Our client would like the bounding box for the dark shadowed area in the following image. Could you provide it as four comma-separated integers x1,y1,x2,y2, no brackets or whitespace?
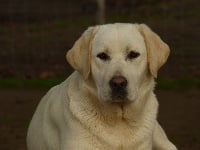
0,0,199,149
0,0,199,78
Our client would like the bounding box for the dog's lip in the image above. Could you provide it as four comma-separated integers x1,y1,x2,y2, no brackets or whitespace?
111,100,125,103
109,98,131,103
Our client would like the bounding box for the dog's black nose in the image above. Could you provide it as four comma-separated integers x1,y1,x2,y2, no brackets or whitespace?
109,76,127,90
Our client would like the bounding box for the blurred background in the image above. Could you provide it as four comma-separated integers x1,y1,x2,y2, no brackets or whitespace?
0,0,199,149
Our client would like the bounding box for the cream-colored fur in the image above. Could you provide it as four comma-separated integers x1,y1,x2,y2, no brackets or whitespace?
27,23,177,150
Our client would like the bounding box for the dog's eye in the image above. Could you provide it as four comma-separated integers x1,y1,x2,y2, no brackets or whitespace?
97,52,110,61
127,51,140,60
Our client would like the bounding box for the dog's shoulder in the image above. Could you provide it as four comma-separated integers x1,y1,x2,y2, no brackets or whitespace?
44,72,78,103
44,71,82,113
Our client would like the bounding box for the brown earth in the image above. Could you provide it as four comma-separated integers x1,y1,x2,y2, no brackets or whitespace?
0,88,200,150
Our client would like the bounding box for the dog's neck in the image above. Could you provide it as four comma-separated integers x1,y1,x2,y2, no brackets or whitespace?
74,72,157,124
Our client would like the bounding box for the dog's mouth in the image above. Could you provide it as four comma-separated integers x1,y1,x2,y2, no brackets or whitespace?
110,90,128,102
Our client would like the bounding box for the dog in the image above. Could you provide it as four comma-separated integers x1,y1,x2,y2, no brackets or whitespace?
27,23,177,150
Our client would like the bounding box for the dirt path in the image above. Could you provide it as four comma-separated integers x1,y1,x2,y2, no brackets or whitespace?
0,88,200,150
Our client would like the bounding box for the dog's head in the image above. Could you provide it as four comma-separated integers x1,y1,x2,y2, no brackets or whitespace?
67,23,169,103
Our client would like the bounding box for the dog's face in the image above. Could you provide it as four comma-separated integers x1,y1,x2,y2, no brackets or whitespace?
67,23,170,103
91,24,147,102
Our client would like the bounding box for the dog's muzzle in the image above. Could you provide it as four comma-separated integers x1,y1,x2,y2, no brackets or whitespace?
109,76,128,101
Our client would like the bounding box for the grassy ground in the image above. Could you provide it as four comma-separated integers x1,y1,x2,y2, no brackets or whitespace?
1,78,200,89
0,77,66,89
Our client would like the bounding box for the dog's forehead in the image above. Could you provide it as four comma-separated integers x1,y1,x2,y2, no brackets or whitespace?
92,24,145,53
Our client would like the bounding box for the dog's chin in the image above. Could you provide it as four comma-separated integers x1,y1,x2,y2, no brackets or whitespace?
109,99,132,105
98,92,137,104
110,95,129,102
98,92,136,104
101,96,132,104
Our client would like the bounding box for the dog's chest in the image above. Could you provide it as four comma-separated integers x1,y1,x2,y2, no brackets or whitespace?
67,123,151,150
68,110,152,148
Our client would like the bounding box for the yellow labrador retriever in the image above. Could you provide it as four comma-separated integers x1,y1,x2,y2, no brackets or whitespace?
27,23,177,150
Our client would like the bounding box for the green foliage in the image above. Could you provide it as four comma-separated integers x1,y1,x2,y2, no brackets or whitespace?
0,77,65,89
0,78,200,89
157,79,200,89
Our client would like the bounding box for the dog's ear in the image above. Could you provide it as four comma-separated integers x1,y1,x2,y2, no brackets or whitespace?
136,24,170,78
66,26,99,80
